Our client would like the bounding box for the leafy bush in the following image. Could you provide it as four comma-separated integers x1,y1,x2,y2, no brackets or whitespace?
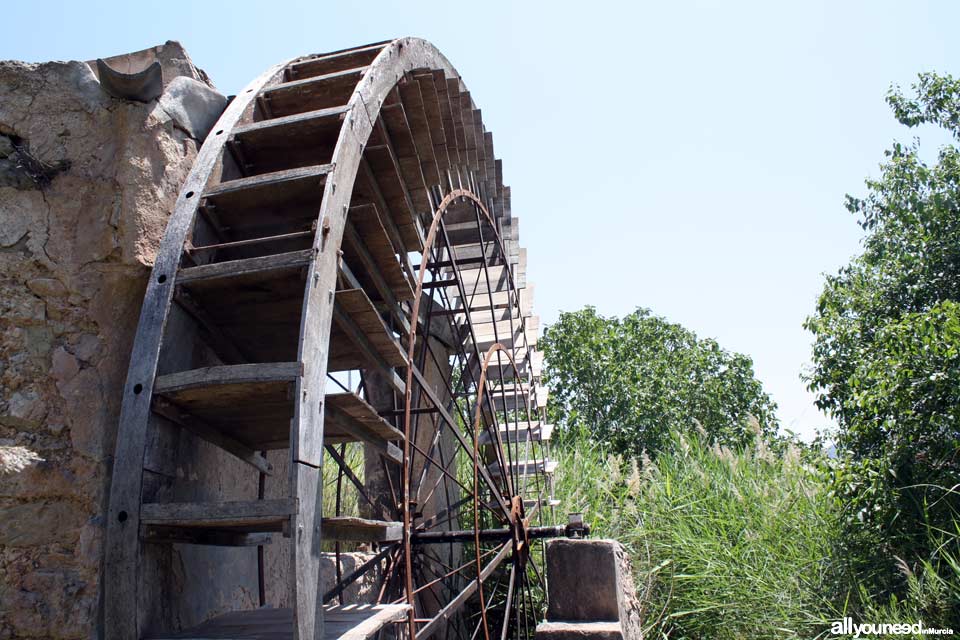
541,307,778,457
805,72,960,605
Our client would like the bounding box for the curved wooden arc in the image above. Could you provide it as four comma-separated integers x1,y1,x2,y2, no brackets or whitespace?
104,57,294,640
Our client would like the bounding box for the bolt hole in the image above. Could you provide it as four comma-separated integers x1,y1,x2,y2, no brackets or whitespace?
133,384,143,395
118,511,128,523
216,129,224,135
185,191,194,199
157,274,167,284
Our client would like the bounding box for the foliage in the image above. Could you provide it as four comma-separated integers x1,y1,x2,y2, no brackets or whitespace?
805,72,960,601
540,306,778,457
552,431,839,639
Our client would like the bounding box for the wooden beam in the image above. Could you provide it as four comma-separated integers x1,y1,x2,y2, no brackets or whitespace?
153,362,300,395
176,249,313,284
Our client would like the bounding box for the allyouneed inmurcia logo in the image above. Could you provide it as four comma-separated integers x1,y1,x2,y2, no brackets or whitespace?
831,617,954,636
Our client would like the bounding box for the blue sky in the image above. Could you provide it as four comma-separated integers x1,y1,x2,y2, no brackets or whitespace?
4,0,959,439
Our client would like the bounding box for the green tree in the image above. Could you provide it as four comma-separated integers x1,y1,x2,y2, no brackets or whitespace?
805,72,960,603
541,306,777,457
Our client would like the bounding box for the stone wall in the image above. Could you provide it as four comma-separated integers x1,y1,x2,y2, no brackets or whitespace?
0,42,223,639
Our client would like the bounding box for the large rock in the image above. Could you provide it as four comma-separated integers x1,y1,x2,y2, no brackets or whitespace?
0,42,222,639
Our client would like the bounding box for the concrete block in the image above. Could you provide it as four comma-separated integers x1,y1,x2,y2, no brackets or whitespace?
546,538,621,621
543,538,643,640
535,621,624,640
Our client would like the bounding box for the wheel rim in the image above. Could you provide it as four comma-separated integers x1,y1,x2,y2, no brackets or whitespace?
398,189,550,640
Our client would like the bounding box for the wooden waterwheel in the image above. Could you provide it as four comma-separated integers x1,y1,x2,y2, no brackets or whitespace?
103,38,565,640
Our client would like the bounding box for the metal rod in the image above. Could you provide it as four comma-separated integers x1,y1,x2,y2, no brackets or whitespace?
412,524,567,544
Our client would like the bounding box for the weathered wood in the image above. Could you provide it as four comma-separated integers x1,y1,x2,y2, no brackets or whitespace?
230,106,348,173
152,364,296,450
486,382,548,412
154,362,299,394
107,36,541,640
104,57,292,640
187,227,316,256
172,288,250,364
344,203,415,302
140,526,275,547
144,603,410,640
261,66,369,117
140,499,296,529
321,516,402,542
477,421,554,445
333,288,407,369
487,459,559,479
203,163,333,201
287,42,387,80
177,249,314,284
363,125,423,251
324,392,403,463
152,397,273,475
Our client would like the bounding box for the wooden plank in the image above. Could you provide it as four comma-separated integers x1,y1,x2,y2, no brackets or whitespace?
142,505,397,542
203,163,332,200
154,362,299,395
144,603,410,640
446,283,535,321
140,499,296,529
364,110,425,251
321,516,402,542
477,421,553,445
229,107,347,172
413,72,451,176
356,158,421,257
378,93,431,213
151,364,295,450
176,249,313,284
446,79,468,174
232,105,348,140
397,78,441,188
487,459,558,478
287,43,386,80
334,289,407,369
345,203,415,302
486,382,548,411
324,392,403,463
140,526,275,547
432,71,461,180
467,347,543,382
470,315,539,341
468,327,538,354
448,264,517,291
460,92,478,172
260,66,368,117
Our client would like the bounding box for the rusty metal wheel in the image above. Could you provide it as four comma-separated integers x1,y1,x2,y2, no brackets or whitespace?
398,189,556,639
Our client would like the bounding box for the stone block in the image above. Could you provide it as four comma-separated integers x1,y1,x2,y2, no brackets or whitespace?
536,621,625,640
546,539,622,621
542,538,643,640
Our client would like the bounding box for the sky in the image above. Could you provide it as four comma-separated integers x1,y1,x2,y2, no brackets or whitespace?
4,0,959,439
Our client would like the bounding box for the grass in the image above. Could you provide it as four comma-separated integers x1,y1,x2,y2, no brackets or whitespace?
552,431,840,639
